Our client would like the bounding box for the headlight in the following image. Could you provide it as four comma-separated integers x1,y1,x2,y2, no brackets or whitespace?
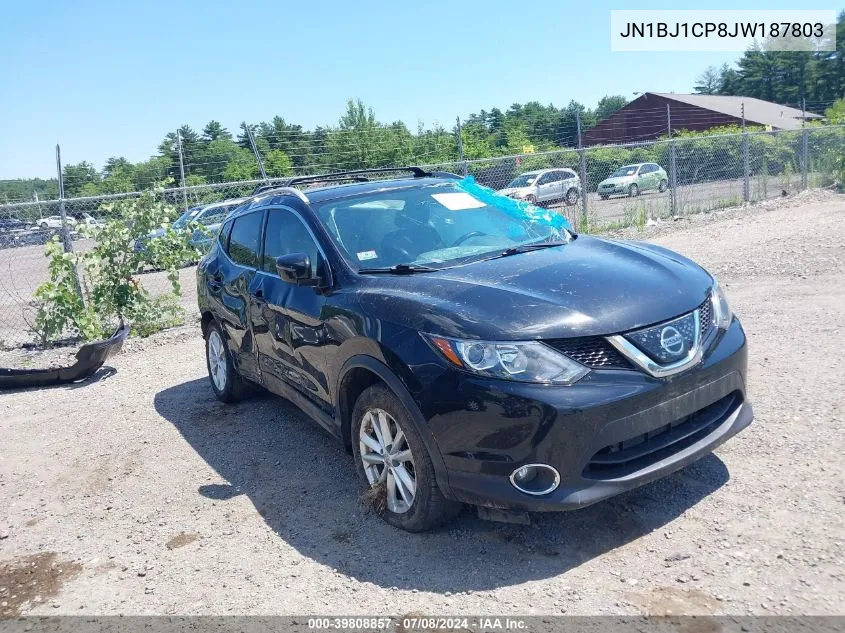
711,280,732,329
423,335,589,385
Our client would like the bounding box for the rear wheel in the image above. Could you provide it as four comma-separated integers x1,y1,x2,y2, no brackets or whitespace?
352,384,462,531
599,194,609,200
628,184,639,197
564,188,579,206
658,179,668,192
205,321,249,403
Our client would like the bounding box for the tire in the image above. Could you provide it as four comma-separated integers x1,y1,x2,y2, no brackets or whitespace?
658,179,668,193
352,384,462,532
564,188,580,206
628,184,639,197
40,222,48,230
204,321,249,403
525,194,538,206
599,194,609,200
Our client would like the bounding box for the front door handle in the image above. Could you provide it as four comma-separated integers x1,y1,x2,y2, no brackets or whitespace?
253,288,264,299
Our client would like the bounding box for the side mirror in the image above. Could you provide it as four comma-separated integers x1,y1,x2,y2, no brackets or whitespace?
276,253,317,286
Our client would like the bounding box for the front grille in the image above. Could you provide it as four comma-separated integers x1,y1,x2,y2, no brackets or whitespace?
582,392,741,480
699,295,714,339
545,337,633,370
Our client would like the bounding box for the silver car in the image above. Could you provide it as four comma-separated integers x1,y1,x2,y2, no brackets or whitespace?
499,168,582,206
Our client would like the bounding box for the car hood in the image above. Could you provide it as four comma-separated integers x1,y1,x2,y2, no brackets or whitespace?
599,176,635,186
355,236,713,340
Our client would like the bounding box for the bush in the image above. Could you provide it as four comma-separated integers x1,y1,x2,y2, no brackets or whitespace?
32,188,201,345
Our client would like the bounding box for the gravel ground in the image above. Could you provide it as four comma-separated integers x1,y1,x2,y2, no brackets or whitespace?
0,192,843,617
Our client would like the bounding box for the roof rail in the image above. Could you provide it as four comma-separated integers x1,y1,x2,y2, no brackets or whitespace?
251,166,439,196
286,166,432,188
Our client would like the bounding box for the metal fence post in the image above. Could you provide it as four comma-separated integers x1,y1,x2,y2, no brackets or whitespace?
456,116,467,176
175,129,189,212
742,103,750,204
55,145,74,255
55,144,83,298
801,98,809,190
245,123,268,182
667,104,677,216
801,133,809,191
576,111,588,228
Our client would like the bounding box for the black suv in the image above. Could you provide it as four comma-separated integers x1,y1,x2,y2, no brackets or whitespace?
197,168,753,532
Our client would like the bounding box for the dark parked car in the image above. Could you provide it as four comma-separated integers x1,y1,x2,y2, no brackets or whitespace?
197,167,752,532
0,217,30,232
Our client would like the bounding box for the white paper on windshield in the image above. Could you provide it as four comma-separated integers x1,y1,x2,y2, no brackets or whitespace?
431,192,485,211
356,250,378,261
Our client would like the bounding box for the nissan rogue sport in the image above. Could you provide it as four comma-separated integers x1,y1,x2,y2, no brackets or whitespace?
196,167,752,532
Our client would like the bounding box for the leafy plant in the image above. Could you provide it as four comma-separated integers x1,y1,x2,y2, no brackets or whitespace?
31,187,201,345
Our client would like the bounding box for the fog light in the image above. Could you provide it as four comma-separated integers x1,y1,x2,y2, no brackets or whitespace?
509,464,560,496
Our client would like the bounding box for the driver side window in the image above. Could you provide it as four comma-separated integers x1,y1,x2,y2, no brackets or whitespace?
262,208,322,277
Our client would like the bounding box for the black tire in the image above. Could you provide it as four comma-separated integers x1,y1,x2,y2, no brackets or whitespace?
628,183,639,197
204,320,249,403
658,179,668,193
525,194,538,206
351,384,462,532
564,188,580,206
599,194,609,200
40,222,48,230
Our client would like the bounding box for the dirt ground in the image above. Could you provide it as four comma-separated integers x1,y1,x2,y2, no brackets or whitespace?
0,192,843,617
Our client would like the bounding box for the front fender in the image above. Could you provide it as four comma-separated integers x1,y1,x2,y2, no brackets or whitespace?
335,354,454,499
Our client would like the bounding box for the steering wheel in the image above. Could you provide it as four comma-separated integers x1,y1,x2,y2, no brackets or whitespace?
451,231,488,247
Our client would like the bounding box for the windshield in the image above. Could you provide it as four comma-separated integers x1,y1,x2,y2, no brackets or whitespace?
611,166,639,178
314,179,572,270
506,174,538,188
172,206,204,229
195,203,239,226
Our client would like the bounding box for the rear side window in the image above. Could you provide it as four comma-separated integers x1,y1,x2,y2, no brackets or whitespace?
227,211,263,268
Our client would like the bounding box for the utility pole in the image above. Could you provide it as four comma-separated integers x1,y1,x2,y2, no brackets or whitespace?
742,102,750,203
245,123,268,182
176,129,189,212
576,111,588,229
456,116,466,176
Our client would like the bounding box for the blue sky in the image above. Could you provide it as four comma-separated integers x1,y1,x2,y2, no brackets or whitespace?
0,0,828,178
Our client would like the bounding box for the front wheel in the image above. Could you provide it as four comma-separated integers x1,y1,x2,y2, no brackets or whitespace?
628,184,639,197
352,384,462,531
205,321,249,403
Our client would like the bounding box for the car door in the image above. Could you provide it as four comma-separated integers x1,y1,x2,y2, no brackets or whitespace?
251,206,333,414
535,172,555,202
210,209,265,382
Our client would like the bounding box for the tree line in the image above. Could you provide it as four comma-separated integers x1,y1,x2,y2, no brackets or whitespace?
2,96,630,201
694,11,845,106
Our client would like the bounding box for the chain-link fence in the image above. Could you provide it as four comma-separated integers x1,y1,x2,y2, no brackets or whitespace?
0,126,843,348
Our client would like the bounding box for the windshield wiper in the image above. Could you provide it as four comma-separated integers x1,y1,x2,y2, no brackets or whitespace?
358,263,440,275
496,240,569,257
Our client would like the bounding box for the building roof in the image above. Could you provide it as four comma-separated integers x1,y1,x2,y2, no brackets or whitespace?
650,93,822,130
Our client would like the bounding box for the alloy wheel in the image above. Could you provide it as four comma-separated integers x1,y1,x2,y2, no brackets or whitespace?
359,408,416,514
207,330,227,392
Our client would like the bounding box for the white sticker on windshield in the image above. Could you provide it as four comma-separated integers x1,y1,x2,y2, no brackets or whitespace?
356,250,378,261
431,192,486,211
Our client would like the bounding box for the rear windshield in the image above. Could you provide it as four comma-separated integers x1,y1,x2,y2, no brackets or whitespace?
313,179,571,270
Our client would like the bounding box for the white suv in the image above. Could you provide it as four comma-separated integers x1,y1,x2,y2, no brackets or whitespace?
498,168,582,206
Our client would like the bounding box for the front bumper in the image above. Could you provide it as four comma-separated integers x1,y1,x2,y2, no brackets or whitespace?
418,318,752,511
598,183,629,195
